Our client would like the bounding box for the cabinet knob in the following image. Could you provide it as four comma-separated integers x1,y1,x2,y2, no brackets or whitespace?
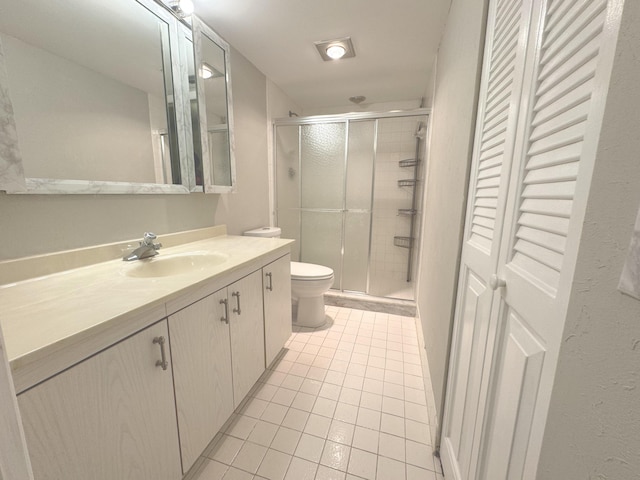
265,272,273,291
489,274,506,290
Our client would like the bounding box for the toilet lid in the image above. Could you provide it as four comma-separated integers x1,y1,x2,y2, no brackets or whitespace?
291,261,334,280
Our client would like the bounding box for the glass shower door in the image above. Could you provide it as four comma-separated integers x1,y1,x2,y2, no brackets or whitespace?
300,122,345,289
342,120,375,293
276,116,408,296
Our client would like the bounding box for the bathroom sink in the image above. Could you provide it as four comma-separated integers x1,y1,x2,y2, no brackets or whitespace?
123,252,229,278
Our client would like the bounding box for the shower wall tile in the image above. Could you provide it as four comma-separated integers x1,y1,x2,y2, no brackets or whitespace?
369,117,425,300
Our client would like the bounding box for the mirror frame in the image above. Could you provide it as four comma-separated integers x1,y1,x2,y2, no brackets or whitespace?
0,0,201,194
175,22,201,194
192,16,237,194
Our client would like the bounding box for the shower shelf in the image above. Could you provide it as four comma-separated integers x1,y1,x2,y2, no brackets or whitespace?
398,179,418,187
394,236,413,249
398,209,417,216
395,122,424,282
399,158,419,168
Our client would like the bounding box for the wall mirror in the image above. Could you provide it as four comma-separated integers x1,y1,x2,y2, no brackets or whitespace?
0,0,236,194
0,0,197,194
192,17,236,193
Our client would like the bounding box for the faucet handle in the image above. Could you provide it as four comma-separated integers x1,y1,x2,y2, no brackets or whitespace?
142,232,157,246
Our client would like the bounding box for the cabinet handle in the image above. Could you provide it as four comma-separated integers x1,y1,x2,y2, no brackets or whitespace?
265,272,273,291
232,291,241,315
220,298,229,324
153,336,169,371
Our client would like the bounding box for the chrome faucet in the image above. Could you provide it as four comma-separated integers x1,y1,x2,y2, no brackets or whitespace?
123,232,162,261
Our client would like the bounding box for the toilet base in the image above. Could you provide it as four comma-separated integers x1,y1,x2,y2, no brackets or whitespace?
294,296,326,328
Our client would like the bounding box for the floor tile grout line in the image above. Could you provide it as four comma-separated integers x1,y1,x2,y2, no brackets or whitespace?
226,404,434,447
193,305,436,480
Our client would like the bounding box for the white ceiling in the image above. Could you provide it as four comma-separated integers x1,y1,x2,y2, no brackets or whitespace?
192,0,452,110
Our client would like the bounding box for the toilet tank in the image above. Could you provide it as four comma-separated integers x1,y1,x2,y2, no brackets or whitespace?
243,227,282,238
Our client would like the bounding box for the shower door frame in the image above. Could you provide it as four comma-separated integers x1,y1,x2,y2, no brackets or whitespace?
273,108,430,298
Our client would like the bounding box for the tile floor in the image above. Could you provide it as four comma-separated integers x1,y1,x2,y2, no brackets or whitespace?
186,306,443,480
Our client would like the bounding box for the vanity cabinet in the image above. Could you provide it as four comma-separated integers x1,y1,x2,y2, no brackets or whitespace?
228,270,266,406
14,245,291,479
263,254,292,367
169,269,267,473
169,289,234,474
17,320,181,480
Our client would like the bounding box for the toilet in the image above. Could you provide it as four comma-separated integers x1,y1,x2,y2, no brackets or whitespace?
243,227,334,327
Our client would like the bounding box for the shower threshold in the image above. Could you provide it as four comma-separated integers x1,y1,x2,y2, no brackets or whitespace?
324,290,416,317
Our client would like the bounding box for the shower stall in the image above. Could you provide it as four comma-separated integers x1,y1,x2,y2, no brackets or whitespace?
274,110,428,301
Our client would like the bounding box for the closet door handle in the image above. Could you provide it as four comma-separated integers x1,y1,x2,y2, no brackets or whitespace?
220,298,229,324
153,336,169,371
265,272,273,291
489,274,506,290
232,291,241,315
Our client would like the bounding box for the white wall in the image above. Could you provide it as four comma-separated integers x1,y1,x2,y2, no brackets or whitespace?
0,193,219,261
416,0,487,436
267,79,302,120
212,47,270,235
537,1,640,477
2,34,158,184
266,79,301,226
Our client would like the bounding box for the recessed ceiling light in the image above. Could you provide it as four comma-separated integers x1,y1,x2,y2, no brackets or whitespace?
168,0,194,18
315,37,355,61
326,45,346,60
200,63,223,79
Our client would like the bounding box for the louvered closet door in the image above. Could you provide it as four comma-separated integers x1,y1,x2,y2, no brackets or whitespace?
439,0,533,477
476,0,619,478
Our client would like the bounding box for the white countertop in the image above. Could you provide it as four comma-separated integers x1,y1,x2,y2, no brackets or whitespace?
0,231,293,392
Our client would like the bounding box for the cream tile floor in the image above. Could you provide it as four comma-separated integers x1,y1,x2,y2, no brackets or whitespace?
186,306,444,480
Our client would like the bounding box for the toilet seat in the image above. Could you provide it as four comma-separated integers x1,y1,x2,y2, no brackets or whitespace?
291,261,334,281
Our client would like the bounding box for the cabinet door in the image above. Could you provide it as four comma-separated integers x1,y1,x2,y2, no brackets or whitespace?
263,254,292,367
18,321,181,480
169,288,234,473
229,270,265,407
